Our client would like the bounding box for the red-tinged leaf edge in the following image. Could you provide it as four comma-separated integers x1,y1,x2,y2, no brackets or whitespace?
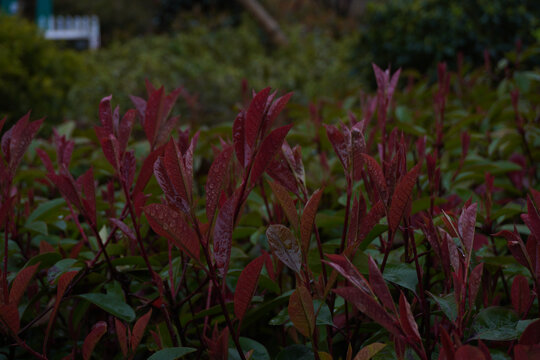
115,318,128,356
266,224,302,274
9,262,40,305
234,255,265,322
250,124,293,186
458,202,477,254
324,124,349,171
268,179,299,230
288,286,315,338
245,87,271,148
324,254,372,294
131,309,152,351
512,275,532,317
398,292,421,342
388,163,420,232
144,204,200,260
206,145,234,224
213,193,237,277
300,188,323,254
82,321,107,360
454,345,485,360
368,257,395,314
0,303,20,334
361,154,387,201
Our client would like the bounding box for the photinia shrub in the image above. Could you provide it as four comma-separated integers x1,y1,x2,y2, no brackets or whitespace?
0,59,539,359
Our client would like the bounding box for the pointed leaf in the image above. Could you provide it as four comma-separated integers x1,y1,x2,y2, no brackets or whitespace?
78,293,135,322
245,87,271,148
266,224,302,274
324,124,349,170
206,145,233,223
213,194,237,276
388,163,420,232
324,254,371,293
268,179,299,230
234,256,265,322
131,309,152,351
147,347,197,360
250,124,293,185
459,203,477,253
82,321,107,360
398,292,421,342
144,204,199,260
333,287,401,337
0,303,19,334
353,343,386,360
9,263,40,305
368,257,395,314
288,286,315,338
361,154,387,200
300,188,323,254
512,275,532,316
115,318,128,356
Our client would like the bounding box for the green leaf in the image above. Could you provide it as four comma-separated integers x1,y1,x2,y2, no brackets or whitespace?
25,252,62,270
24,221,48,235
229,337,270,360
314,300,333,326
472,307,519,341
25,198,65,225
147,347,196,360
47,259,80,284
383,263,418,293
428,292,457,321
78,293,136,322
276,345,314,360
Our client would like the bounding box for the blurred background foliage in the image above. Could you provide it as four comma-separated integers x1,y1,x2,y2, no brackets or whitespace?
1,0,539,127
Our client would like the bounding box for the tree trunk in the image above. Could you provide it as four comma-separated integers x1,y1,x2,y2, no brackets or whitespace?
237,0,288,47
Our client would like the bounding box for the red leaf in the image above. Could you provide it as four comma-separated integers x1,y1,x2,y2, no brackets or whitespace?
368,257,395,314
250,124,293,185
206,145,233,224
115,318,128,356
234,255,265,322
98,95,113,133
263,92,293,135
77,168,96,226
519,318,540,345
9,263,40,305
356,200,385,246
324,254,371,294
268,179,299,230
514,344,540,360
44,271,78,351
454,345,485,360
388,163,420,232
144,204,199,260
267,151,299,196
0,303,20,334
288,286,315,338
2,114,43,175
333,287,401,337
266,224,302,274
133,144,165,196
494,230,531,271
120,151,136,189
351,127,366,181
245,87,271,148
163,139,191,207
109,218,136,243
213,194,237,276
131,309,152,351
144,87,165,147
233,111,247,168
398,292,421,342
82,321,107,360
117,109,135,154
300,188,323,254
512,275,532,316
469,263,483,308
153,157,188,214
361,154,387,201
324,124,349,170
458,203,477,253
263,250,276,281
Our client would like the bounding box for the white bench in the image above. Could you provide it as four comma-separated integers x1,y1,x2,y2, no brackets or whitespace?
38,15,100,50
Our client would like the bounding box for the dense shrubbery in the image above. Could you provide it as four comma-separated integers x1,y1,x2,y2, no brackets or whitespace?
356,0,540,73
0,15,85,126
68,19,359,126
0,51,539,359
